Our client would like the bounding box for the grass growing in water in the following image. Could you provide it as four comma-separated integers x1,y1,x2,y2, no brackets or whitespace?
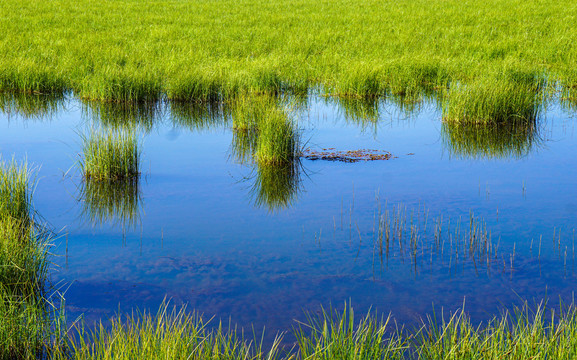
254,111,300,166
80,130,140,181
442,73,545,124
0,160,62,360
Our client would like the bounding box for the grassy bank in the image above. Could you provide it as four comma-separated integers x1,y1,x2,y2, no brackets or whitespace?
0,0,575,113
0,160,60,359
47,302,577,360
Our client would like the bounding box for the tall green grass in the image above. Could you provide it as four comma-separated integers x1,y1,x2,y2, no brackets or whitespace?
1,0,575,109
254,111,300,166
0,160,62,360
49,301,577,359
80,130,140,181
0,158,33,225
51,304,283,360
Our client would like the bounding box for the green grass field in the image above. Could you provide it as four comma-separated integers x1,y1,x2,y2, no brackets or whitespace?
1,0,576,121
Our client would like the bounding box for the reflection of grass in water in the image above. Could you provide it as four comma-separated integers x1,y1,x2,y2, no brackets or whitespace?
251,160,301,211
441,120,540,159
231,129,258,164
80,130,140,181
335,96,380,130
82,100,161,132
0,92,65,120
80,178,141,228
170,101,229,132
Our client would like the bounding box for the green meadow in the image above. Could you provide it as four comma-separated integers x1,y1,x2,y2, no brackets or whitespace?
1,0,576,122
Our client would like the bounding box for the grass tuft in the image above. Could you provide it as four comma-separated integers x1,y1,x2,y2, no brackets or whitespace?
80,130,141,181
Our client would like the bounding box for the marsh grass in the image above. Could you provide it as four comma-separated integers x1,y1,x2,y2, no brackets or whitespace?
0,159,63,360
251,161,301,211
0,92,65,120
441,120,542,159
443,74,545,124
414,302,577,359
0,158,33,226
295,305,406,360
79,177,141,228
0,0,575,111
80,130,140,181
254,112,300,166
371,202,505,275
231,95,280,132
52,303,284,360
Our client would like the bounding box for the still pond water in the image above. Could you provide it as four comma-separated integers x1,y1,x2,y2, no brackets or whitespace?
1,94,576,340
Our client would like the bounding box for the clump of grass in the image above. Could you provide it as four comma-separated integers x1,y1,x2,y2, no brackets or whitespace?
79,177,141,228
52,303,283,360
254,110,300,166
231,94,280,132
0,159,62,360
251,161,301,211
295,304,406,360
441,120,542,159
80,130,140,181
415,303,577,359
443,75,544,124
0,158,33,225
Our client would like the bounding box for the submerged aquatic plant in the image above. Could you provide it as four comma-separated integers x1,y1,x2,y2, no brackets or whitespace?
80,130,140,181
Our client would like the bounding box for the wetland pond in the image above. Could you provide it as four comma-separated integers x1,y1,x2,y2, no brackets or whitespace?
1,93,576,343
